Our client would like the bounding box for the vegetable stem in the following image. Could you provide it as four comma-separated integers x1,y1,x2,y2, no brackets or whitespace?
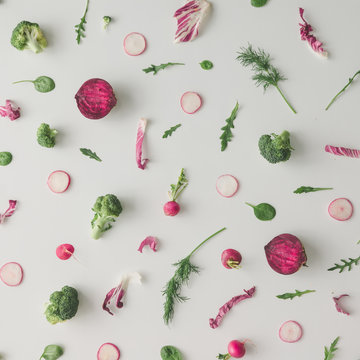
245,202,255,209
325,70,360,110
12,80,34,84
188,227,226,257
275,85,297,114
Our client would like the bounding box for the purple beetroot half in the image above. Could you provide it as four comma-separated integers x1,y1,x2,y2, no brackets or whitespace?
75,78,117,119
264,233,307,275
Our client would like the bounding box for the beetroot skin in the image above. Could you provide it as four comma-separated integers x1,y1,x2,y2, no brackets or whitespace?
75,78,117,119
264,233,307,275
163,201,180,216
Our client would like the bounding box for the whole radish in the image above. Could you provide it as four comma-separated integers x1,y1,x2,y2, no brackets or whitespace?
221,249,242,269
217,340,247,359
163,201,180,217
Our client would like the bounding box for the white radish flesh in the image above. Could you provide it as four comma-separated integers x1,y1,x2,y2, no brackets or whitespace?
123,32,147,56
47,170,71,193
328,198,353,221
97,343,120,360
0,262,23,286
279,320,303,343
216,175,239,198
180,92,202,114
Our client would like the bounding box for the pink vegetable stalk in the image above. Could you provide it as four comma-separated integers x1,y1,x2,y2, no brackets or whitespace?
0,200,17,224
174,0,211,43
136,118,149,170
0,100,21,121
103,272,142,315
325,145,360,158
333,294,350,315
299,8,327,57
138,236,158,253
209,286,256,329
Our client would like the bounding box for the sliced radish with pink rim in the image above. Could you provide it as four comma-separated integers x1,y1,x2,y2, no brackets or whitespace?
180,92,202,114
123,32,146,56
56,244,75,260
328,198,353,221
47,170,71,193
0,262,23,286
216,175,239,198
97,343,120,360
279,320,303,343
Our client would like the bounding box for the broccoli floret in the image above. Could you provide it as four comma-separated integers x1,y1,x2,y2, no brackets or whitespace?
258,130,293,164
45,286,79,325
0,152,12,166
11,21,47,53
91,194,122,240
103,16,112,29
37,123,58,148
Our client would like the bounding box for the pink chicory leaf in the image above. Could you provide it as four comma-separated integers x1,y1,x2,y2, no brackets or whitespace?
333,294,350,316
299,8,327,57
102,272,142,315
0,100,21,121
174,0,211,43
209,286,256,329
138,236,158,253
325,145,360,158
136,118,149,170
0,200,17,224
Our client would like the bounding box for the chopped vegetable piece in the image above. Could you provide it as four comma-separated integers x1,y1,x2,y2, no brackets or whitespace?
97,343,120,360
37,123,58,148
11,20,47,53
324,337,340,360
180,91,202,114
136,118,149,170
0,262,23,286
75,0,90,44
333,294,349,315
160,345,183,360
328,198,353,221
0,100,20,121
199,60,213,70
39,345,64,360
103,16,112,30
162,227,226,324
221,249,242,269
328,255,360,272
218,340,247,359
13,76,55,93
80,148,102,162
103,272,142,315
143,63,185,75
173,0,211,43
246,202,276,221
251,0,267,7
299,8,327,57
138,236,158,253
220,102,239,151
209,286,255,329
259,131,294,164
279,320,303,343
163,124,182,138
56,244,75,261
325,145,360,158
0,200,17,224
216,175,239,198
123,32,147,56
294,186,333,194
47,170,71,193
236,44,296,113
0,152,12,166
276,289,315,300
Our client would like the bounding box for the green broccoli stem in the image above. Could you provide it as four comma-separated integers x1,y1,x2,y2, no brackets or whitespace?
25,29,42,53
91,217,107,239
275,85,297,114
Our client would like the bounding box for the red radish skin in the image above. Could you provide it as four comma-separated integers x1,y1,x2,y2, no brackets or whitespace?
279,320,303,343
47,170,71,193
0,262,23,286
216,175,239,198
97,343,120,360
221,249,242,269
75,78,117,119
328,198,353,221
163,201,180,216
123,32,147,56
228,340,246,358
180,92,202,114
56,244,75,260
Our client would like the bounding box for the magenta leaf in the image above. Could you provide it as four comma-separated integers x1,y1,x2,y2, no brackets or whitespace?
209,286,256,329
0,200,17,224
138,236,158,253
0,100,21,121
333,294,350,316
325,145,360,158
136,118,149,170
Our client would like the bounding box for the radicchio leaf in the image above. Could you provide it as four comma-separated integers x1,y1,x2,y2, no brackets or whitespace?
173,0,211,43
209,286,256,329
102,272,142,315
136,118,149,170
0,200,17,224
138,236,158,253
325,145,360,158
0,100,21,121
333,294,350,316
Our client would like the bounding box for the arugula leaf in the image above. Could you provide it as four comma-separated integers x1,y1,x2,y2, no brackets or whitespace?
80,148,102,162
276,289,315,300
75,0,90,44
160,345,183,360
220,102,239,151
163,124,182,138
324,337,340,360
143,63,184,75
294,186,333,194
40,345,64,360
328,256,360,273
245,202,276,221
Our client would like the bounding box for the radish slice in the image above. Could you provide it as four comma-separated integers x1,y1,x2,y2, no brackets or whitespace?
180,92,202,114
47,170,71,193
328,198,353,221
56,244,75,260
123,32,146,56
0,262,23,286
216,175,239,198
97,343,120,360
279,320,303,343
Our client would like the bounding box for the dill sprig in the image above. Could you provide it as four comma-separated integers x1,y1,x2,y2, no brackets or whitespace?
143,62,184,75
324,336,340,360
168,168,188,201
276,289,315,300
328,255,360,272
236,44,297,114
220,101,239,151
75,0,90,44
162,227,226,325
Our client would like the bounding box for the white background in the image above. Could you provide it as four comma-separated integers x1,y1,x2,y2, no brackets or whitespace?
0,0,359,359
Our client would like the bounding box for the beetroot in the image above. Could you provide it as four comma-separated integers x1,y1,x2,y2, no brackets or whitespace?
75,78,117,119
264,234,307,275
